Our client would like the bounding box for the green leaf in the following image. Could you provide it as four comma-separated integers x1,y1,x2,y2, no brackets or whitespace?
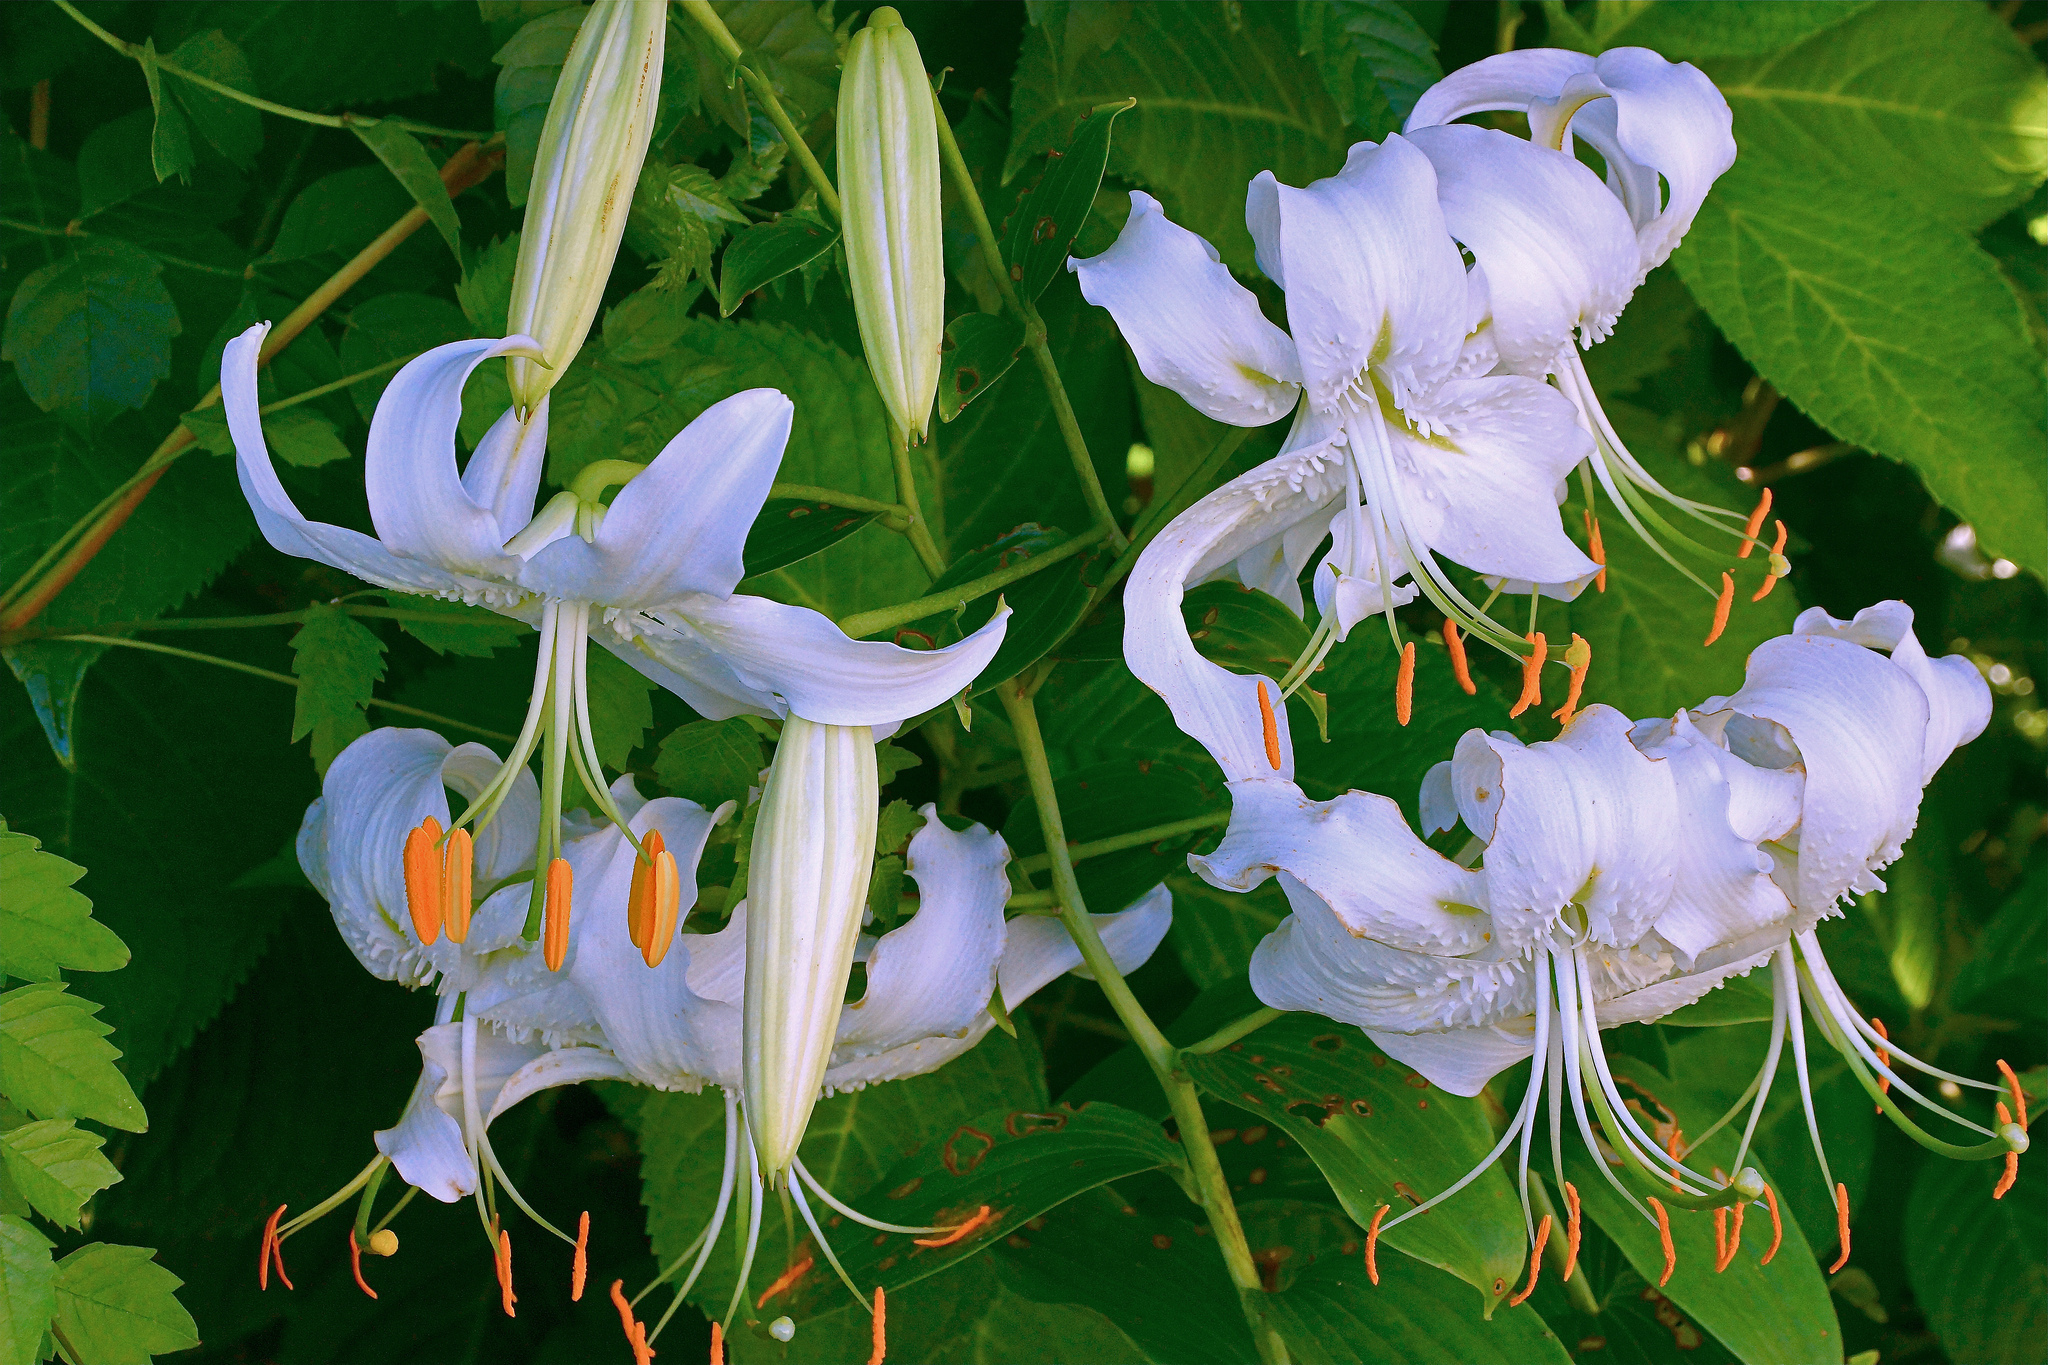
1656,966,1775,1027
717,213,840,317
1162,869,1287,991
1704,3,2047,231
1182,1015,1526,1311
583,648,654,770
0,828,128,982
1908,1091,2047,1365
491,7,584,208
741,499,879,578
1004,758,1224,916
937,312,1026,422
0,984,146,1133
288,604,387,773
163,30,263,169
173,1,493,112
385,597,531,658
889,523,1105,697
338,292,471,421
76,110,163,219
137,39,195,184
2,240,180,427
1006,2,1347,270
0,1216,55,1365
1269,1250,1571,1365
1952,857,2048,1020
874,799,927,861
1555,0,1875,59
455,233,521,334
0,1121,120,1229
262,406,353,468
1295,0,1442,139
351,121,463,263
1002,100,1131,303
50,1243,198,1363
260,165,415,263
1673,153,2048,579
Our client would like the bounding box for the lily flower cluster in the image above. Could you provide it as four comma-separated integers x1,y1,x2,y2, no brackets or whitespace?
270,724,1171,1340
1085,46,1783,727
1175,593,2023,1298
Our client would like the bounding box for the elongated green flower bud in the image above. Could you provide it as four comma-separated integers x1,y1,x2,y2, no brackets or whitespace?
837,7,944,448
742,717,879,1183
504,0,665,412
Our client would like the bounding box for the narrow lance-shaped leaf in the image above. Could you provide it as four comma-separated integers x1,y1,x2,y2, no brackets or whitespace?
351,121,464,263
1002,99,1133,302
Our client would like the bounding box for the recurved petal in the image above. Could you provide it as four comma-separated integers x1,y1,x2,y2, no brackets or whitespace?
1591,49,1737,271
1070,191,1302,426
1003,883,1174,1001
1364,1022,1536,1099
373,1052,475,1202
1595,944,1780,1028
1404,49,1598,129
518,389,794,607
460,398,551,543
1788,601,1991,783
1419,760,1457,837
487,1046,633,1124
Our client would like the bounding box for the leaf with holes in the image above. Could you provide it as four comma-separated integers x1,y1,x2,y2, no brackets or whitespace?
717,213,839,316
1002,99,1131,303
0,828,126,984
0,985,145,1133
0,1121,120,1230
937,312,1026,422
288,605,386,774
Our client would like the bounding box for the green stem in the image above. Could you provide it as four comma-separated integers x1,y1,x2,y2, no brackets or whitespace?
48,635,517,741
1001,681,1289,1365
677,0,840,220
889,430,949,579
1010,810,1227,875
55,1,490,140
767,482,915,527
1184,1007,1286,1057
931,91,1026,318
1004,888,1061,911
836,523,1108,640
1091,424,1251,615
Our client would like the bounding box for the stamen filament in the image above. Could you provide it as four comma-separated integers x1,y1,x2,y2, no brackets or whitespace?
1997,1060,2030,1129
1994,1103,2019,1199
1872,1017,1892,1113
722,1134,766,1331
644,1093,742,1340
790,1156,940,1235
259,1204,289,1290
789,1178,873,1313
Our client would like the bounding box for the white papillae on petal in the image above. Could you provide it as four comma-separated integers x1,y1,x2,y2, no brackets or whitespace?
1788,601,1992,783
1453,706,1678,950
639,595,1010,726
1594,943,1780,1029
461,397,551,543
1405,124,1639,373
1312,508,1417,639
1709,631,1929,917
366,337,548,577
1193,780,1492,955
223,325,475,599
833,810,1009,1061
517,389,794,606
1251,136,1469,416
297,728,539,985
1069,191,1302,425
1366,1024,1536,1099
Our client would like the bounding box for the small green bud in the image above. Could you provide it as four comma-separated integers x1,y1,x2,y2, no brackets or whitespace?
837,7,944,448
504,0,665,412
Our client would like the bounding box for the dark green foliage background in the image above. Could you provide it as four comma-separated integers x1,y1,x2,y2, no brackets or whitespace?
0,2,2042,1363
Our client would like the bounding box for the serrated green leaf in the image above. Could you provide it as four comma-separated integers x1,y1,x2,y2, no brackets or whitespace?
874,798,927,859
875,741,923,787
1007,2,1346,270
164,30,263,169
51,1243,198,1363
351,121,463,263
654,718,764,812
937,311,1026,423
0,1215,55,1365
1003,100,1130,303
1295,0,1442,139
716,213,839,317
288,604,387,772
583,648,654,770
387,597,531,658
455,233,521,333
1,241,180,427
338,292,470,422
1673,153,2048,578
0,984,145,1133
0,828,128,982
0,1120,120,1230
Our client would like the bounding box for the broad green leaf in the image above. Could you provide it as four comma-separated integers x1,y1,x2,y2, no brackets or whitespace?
1673,154,2048,579
75,110,161,219
260,165,416,263
0,1120,120,1229
1003,758,1224,917
1557,0,1875,59
50,1243,198,1362
0,984,145,1132
1704,3,2047,232
338,292,471,421
1163,869,1287,991
288,604,387,773
0,828,128,982
1952,857,2048,1021
742,499,878,578
2,240,180,427
137,39,195,185
455,233,520,333
1295,0,1442,138
1270,1251,1571,1365
885,524,1103,696
164,0,495,111
936,312,1025,423
1007,2,1347,270
350,122,464,263
491,7,584,208
1182,1015,1525,1311
1002,100,1131,303
0,1216,55,1365
584,647,654,770
163,30,263,169
385,597,531,658
717,214,839,317
260,407,352,468
1521,1219,1742,1364
655,719,765,812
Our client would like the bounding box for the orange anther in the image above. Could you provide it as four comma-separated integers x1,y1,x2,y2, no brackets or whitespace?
543,858,573,971
1441,619,1476,694
1551,634,1591,726
609,1279,638,1342
1997,1059,2029,1130
1827,1182,1852,1273
1395,641,1416,727
1256,680,1282,770
572,1210,589,1302
868,1284,887,1365
1739,488,1772,557
348,1227,378,1299
1704,572,1735,646
1751,521,1789,601
1712,1206,1728,1273
1667,1126,1686,1194
1760,1184,1783,1265
915,1205,993,1248
627,829,667,952
442,827,474,943
1508,633,1547,718
259,1204,292,1290
1364,1203,1388,1286
633,1320,654,1365
710,1320,724,1365
404,817,445,945
1507,1214,1551,1307
756,1255,814,1308
1584,510,1608,592
497,1228,517,1317
1647,1197,1675,1287
1994,1102,2019,1199
643,851,682,969
1872,1017,1892,1113
1562,1182,1582,1282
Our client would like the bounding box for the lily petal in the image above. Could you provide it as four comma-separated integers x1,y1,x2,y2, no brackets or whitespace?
1311,510,1417,641
376,1021,543,1202
1405,50,1599,129
1588,48,1738,272
461,397,551,543
1365,1022,1536,1099
1789,601,1992,783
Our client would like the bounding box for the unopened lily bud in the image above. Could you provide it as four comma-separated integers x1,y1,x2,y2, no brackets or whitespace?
742,717,880,1183
837,7,944,448
504,0,665,412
